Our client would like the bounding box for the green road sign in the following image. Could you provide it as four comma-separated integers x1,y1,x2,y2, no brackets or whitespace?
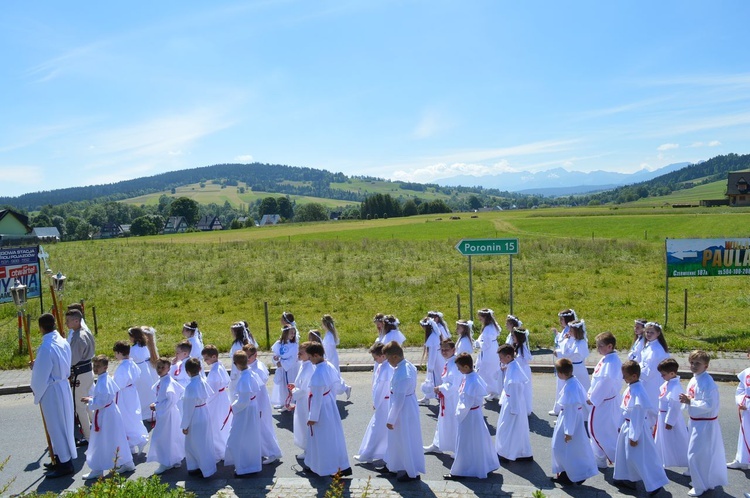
455,238,518,256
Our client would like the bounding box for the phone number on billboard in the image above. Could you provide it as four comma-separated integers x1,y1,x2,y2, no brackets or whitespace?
716,268,750,275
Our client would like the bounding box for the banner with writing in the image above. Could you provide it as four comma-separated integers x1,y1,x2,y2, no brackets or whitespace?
0,246,41,304
666,238,750,277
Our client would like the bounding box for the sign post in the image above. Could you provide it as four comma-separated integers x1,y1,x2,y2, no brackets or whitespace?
455,238,519,319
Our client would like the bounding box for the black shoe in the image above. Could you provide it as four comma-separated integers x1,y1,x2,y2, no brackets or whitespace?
45,460,74,479
613,479,637,490
443,473,465,481
43,459,58,471
375,465,392,474
75,438,89,448
649,487,663,497
338,467,353,477
187,469,202,476
234,470,259,478
516,456,534,462
396,472,420,482
575,480,585,485
551,471,573,485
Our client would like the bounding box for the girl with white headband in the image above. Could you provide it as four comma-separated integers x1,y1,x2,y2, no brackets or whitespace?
455,320,474,356
506,315,533,416
550,309,577,416
418,317,442,406
475,308,502,401
560,319,591,395
182,321,204,361
229,321,258,399
382,315,406,345
321,314,352,400
428,311,451,342
270,324,299,411
628,319,648,362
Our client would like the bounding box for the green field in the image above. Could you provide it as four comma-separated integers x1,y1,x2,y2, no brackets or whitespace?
625,179,727,207
329,178,452,201
2,207,750,369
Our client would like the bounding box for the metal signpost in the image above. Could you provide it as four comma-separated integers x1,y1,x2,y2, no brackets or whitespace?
455,238,519,319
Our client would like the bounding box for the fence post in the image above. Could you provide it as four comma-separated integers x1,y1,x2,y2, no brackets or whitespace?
264,301,270,350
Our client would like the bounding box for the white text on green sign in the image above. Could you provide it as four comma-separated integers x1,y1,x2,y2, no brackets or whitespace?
455,239,518,256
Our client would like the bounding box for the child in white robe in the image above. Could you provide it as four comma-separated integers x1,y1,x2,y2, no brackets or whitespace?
655,358,689,469
112,341,148,454
559,319,590,394
550,308,576,415
613,360,668,495
228,321,258,399
475,308,501,399
428,311,451,342
680,350,728,497
728,352,750,470
424,340,460,454
303,342,352,477
640,322,670,411
170,341,191,414
627,319,648,362
147,357,185,474
182,320,204,361
382,315,407,345
418,317,442,405
291,342,314,458
551,358,598,486
271,324,299,410
355,342,393,463
321,315,352,399
244,343,282,464
181,357,216,478
383,341,425,482
495,344,533,461
445,353,499,479
202,345,231,461
225,351,263,477
128,326,158,420
506,321,533,416
455,319,474,356
587,332,622,468
82,355,135,480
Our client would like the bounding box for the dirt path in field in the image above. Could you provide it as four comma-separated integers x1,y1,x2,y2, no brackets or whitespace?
492,218,520,233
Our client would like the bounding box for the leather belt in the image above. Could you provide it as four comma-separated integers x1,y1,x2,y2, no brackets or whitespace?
71,359,93,376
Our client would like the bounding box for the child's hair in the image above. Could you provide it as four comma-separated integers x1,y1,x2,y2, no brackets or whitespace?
558,309,577,324
511,328,528,356
455,319,473,338
308,329,323,344
369,342,385,355
128,327,147,347
176,340,192,354
595,332,616,348
113,340,130,356
420,317,435,343
427,311,446,326
373,313,385,323
305,342,325,357
233,350,248,368
477,308,500,329
93,354,109,369
497,343,515,357
321,314,338,342
281,311,295,325
688,349,710,364
645,322,669,352
568,319,586,340
242,344,258,356
38,313,56,333
156,357,172,370
183,321,199,335
441,339,456,350
185,357,202,376
201,345,219,357
383,341,404,358
280,324,297,343
506,314,521,329
622,359,641,377
657,358,679,374
231,321,255,347
298,341,313,353
555,357,573,376
383,315,399,332
455,352,473,369
67,303,85,317
140,326,160,369
633,318,648,339
65,308,83,320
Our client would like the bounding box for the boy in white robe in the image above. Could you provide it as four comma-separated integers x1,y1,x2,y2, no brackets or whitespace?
112,341,148,454
291,342,315,458
170,341,192,414
445,353,499,480
382,341,425,482
303,342,352,477
655,358,689,469
551,358,598,486
495,344,533,462
424,340,460,454
82,355,135,479
587,332,622,468
181,357,216,478
244,344,282,464
550,309,576,415
728,351,750,470
202,345,231,461
224,351,263,477
613,360,669,496
355,342,393,463
147,357,185,474
680,350,728,497
30,313,77,478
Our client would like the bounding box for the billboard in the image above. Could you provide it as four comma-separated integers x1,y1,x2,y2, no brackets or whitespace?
0,246,41,304
666,238,750,277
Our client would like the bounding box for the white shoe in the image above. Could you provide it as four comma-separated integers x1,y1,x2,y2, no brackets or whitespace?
681,468,691,476
423,444,439,453
727,460,749,469
417,398,431,406
82,470,104,480
172,463,182,469
117,462,136,474
687,488,702,497
154,464,171,475
131,445,140,455
353,454,370,463
547,410,559,416
345,386,352,400
298,451,306,459
262,455,279,465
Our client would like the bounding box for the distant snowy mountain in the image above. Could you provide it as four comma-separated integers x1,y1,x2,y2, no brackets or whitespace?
437,162,691,195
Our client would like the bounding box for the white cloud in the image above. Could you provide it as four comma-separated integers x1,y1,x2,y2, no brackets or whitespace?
708,140,722,147
657,143,679,151
0,166,44,184
235,154,254,163
392,160,515,183
689,140,722,148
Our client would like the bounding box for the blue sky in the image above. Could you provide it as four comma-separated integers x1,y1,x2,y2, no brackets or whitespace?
2,1,749,197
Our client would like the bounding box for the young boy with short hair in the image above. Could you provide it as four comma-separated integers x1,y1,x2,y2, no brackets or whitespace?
495,343,533,462
147,357,185,474
202,345,231,461
243,343,282,464
613,360,668,496
290,341,314,459
424,340,461,455
587,332,622,468
112,341,148,454
551,358,598,486
655,358,688,470
444,352,499,480
355,342,393,463
728,348,750,470
81,355,134,480
181,357,217,478
680,350,728,496
383,341,425,482
224,351,263,477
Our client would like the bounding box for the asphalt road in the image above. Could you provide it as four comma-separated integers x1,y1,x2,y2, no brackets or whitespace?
1,372,747,497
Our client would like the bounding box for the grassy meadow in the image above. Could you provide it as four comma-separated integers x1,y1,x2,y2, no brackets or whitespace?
2,206,750,368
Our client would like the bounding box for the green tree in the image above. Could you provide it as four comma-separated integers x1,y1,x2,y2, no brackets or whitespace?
169,197,200,225
468,195,482,210
402,199,418,216
75,221,93,240
277,196,294,220
259,197,279,217
130,216,160,236
294,203,328,222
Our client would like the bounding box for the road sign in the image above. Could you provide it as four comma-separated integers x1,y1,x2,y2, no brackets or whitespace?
455,238,518,256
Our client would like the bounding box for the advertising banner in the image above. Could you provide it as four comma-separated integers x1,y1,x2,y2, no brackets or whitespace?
0,246,41,304
666,238,750,277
